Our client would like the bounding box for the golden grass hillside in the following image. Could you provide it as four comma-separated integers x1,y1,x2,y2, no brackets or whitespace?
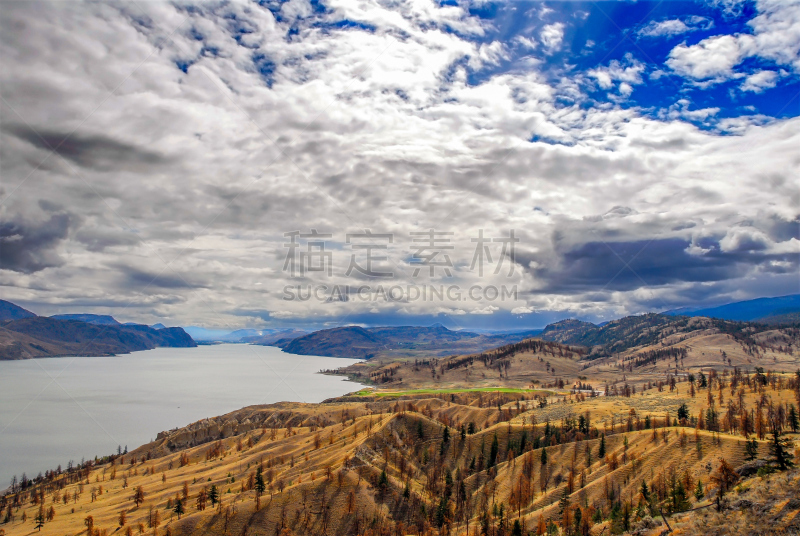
335,324,800,393
2,369,798,536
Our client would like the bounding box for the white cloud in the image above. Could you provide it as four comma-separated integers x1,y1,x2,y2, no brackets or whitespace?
666,1,800,84
471,305,499,315
638,16,713,38
511,306,535,314
666,34,745,81
513,35,537,51
740,69,779,92
746,0,800,72
660,99,721,123
588,53,645,94
468,41,510,70
436,308,467,316
540,22,564,54
640,19,691,38
269,311,302,319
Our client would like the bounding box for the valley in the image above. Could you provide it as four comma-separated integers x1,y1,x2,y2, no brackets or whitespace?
2,312,799,536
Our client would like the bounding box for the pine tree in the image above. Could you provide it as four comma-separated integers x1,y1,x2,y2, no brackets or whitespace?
671,481,691,512
540,446,547,466
788,405,799,433
558,490,569,514
209,484,219,506
255,467,266,496
677,403,689,422
34,505,45,532
434,497,448,527
173,498,185,519
598,435,606,458
744,438,759,461
770,429,795,470
377,470,389,497
489,433,499,467
573,507,583,535
694,479,704,501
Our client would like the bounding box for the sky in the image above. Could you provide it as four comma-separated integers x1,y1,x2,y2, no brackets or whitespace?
1,0,798,331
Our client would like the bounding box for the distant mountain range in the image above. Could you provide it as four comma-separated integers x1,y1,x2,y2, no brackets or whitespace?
244,329,309,346
276,324,543,360
664,294,800,323
3,292,797,361
0,300,195,360
182,326,308,344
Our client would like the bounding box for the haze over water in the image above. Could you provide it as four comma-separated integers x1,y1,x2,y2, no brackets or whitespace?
0,344,362,486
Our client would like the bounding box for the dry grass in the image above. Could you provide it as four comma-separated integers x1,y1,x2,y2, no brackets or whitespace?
3,378,798,536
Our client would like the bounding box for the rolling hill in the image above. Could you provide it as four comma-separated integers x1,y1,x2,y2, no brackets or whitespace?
278,324,543,360
539,313,800,360
0,301,196,360
4,376,797,536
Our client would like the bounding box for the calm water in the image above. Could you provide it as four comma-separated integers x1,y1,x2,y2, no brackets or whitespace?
0,344,362,486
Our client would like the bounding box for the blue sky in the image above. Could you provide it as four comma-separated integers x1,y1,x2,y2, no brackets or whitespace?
459,1,799,129
1,0,798,329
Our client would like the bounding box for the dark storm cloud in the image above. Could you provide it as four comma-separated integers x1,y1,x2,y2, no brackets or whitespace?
0,212,77,273
75,227,141,252
4,125,170,172
763,214,800,242
526,236,799,294
114,264,208,290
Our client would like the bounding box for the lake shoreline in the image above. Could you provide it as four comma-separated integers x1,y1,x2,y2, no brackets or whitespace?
0,344,364,486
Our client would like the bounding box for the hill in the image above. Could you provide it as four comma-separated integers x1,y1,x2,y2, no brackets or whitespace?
281,326,385,359
329,313,800,393
0,299,36,321
539,313,800,362
279,324,544,360
665,294,800,322
51,314,121,326
3,373,797,536
333,337,589,389
540,314,691,356
0,307,196,360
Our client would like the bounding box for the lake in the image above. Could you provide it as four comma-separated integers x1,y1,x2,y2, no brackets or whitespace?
0,344,362,487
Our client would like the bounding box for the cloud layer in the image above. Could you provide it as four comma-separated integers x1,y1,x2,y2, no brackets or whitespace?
0,0,798,329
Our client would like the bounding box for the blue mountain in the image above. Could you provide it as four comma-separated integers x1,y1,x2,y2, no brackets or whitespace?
0,299,36,321
665,294,800,322
51,314,121,326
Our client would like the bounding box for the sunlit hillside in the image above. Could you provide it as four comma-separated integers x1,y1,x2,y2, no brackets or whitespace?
3,368,798,536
